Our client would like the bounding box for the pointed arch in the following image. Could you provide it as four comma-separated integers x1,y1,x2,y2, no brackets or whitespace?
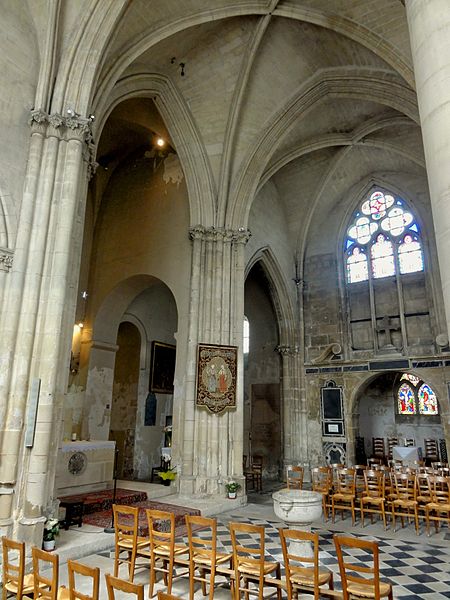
228,68,419,230
245,246,296,346
93,74,215,227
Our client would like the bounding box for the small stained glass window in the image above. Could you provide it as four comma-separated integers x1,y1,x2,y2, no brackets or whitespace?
243,316,249,354
348,217,378,244
371,234,395,278
418,383,438,415
398,383,415,414
347,247,368,283
381,207,413,236
398,234,424,274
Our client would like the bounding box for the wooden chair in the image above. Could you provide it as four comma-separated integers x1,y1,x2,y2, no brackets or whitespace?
2,536,37,600
151,456,170,484
105,573,144,600
157,594,183,600
331,468,356,525
113,504,149,582
185,514,232,600
311,467,332,520
391,472,419,534
425,475,450,535
229,521,281,600
424,438,439,464
243,455,254,490
58,560,100,600
279,528,333,600
415,472,432,520
360,469,387,530
354,464,367,499
372,438,385,462
404,438,415,447
251,455,263,493
386,437,398,460
334,535,393,600
286,465,303,490
140,509,188,598
32,547,59,600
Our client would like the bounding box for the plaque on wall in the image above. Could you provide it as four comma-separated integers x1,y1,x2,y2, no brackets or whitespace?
321,381,345,437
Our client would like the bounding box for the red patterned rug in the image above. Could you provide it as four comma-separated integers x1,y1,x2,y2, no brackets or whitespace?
59,488,148,515
82,499,201,538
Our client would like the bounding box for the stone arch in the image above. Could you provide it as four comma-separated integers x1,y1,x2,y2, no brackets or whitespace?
227,68,419,230
85,274,178,442
245,246,296,347
92,74,215,227
347,370,450,463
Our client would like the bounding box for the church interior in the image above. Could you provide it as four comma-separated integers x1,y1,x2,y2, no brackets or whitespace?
2,0,450,597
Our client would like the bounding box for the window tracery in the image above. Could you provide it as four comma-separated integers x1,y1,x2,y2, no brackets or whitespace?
345,189,423,284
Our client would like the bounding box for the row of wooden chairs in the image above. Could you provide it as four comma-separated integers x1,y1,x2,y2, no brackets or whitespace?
113,504,394,600
311,466,450,535
1,536,181,600
243,455,263,492
372,437,442,462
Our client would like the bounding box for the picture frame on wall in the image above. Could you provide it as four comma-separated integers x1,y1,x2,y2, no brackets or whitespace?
149,341,176,394
196,343,238,414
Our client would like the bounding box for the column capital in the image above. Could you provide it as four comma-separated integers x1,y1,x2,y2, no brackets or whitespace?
29,109,97,179
189,225,251,244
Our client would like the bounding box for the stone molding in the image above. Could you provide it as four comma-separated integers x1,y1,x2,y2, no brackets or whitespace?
0,249,13,272
189,225,251,244
29,109,98,179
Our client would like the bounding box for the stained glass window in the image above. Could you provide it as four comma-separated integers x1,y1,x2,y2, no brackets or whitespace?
398,234,423,274
371,234,395,278
398,383,415,414
418,383,438,415
345,189,424,283
347,247,368,283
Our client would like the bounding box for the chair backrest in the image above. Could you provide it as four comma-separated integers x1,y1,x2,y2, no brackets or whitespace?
387,437,398,459
427,475,450,505
405,438,415,447
2,536,26,597
334,535,382,600
425,438,439,459
105,573,144,600
279,528,320,599
67,560,100,600
146,509,175,556
335,468,356,494
363,469,385,497
372,438,385,459
185,514,217,564
229,522,266,579
286,465,304,489
393,472,417,500
311,467,332,493
32,547,59,600
367,457,382,467
157,593,183,600
113,504,139,549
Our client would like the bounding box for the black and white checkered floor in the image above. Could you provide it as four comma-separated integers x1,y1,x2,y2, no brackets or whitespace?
210,513,450,599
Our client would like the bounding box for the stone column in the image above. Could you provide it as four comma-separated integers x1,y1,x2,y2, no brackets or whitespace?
0,110,94,542
406,1,450,337
177,226,250,497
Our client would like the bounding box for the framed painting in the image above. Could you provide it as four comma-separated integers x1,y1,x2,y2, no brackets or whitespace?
196,343,238,414
149,341,176,394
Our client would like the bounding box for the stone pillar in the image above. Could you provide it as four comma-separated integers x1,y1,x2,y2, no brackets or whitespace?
177,226,250,497
0,110,94,542
406,1,450,337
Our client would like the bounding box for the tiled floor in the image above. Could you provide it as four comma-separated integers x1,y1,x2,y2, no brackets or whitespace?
52,484,450,599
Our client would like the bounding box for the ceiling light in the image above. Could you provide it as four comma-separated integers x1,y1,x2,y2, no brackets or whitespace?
156,138,165,147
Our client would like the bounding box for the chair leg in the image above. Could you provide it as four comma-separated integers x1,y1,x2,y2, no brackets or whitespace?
276,564,282,600
189,563,195,600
